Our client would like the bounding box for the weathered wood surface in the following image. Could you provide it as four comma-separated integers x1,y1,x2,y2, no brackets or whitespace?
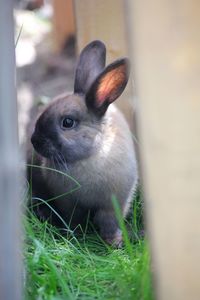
74,0,135,130
127,0,200,299
0,1,22,300
52,0,75,52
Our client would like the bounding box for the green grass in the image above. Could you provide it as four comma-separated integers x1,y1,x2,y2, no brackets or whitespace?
24,189,154,300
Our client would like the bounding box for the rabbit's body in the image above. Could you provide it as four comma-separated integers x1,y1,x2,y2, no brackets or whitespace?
28,41,138,246
43,103,136,210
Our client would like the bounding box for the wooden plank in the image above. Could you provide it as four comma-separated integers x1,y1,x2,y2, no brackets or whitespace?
127,0,200,299
74,0,134,130
52,0,75,52
0,2,22,300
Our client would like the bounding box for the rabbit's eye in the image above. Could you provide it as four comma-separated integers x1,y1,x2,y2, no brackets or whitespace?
61,117,77,129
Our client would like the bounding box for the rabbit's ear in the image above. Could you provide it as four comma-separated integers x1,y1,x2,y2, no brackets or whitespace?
86,58,130,117
74,40,106,94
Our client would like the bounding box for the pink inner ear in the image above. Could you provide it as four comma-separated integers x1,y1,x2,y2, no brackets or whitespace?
96,65,126,106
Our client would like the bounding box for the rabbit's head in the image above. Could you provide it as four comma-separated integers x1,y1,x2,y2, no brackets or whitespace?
31,41,130,163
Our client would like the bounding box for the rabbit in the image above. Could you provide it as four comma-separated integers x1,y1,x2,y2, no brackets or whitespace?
27,40,138,246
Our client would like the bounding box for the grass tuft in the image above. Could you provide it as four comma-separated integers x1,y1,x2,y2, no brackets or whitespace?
24,187,153,300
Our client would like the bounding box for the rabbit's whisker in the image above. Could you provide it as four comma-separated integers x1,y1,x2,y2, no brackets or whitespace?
51,155,58,179
58,152,69,173
55,153,67,183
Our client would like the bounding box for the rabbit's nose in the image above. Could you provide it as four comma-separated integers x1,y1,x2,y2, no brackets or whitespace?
31,134,38,147
31,134,40,149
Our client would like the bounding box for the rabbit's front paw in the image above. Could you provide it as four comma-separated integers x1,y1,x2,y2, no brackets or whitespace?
103,229,123,248
94,210,122,248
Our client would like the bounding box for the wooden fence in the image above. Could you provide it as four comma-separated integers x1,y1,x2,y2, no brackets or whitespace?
0,1,22,300
127,0,200,299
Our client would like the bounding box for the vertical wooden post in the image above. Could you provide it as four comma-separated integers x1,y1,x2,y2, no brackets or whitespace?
74,0,134,130
0,1,22,300
127,0,200,299
52,0,75,53
74,0,128,62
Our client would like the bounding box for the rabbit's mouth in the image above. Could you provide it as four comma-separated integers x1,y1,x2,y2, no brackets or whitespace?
31,133,56,159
